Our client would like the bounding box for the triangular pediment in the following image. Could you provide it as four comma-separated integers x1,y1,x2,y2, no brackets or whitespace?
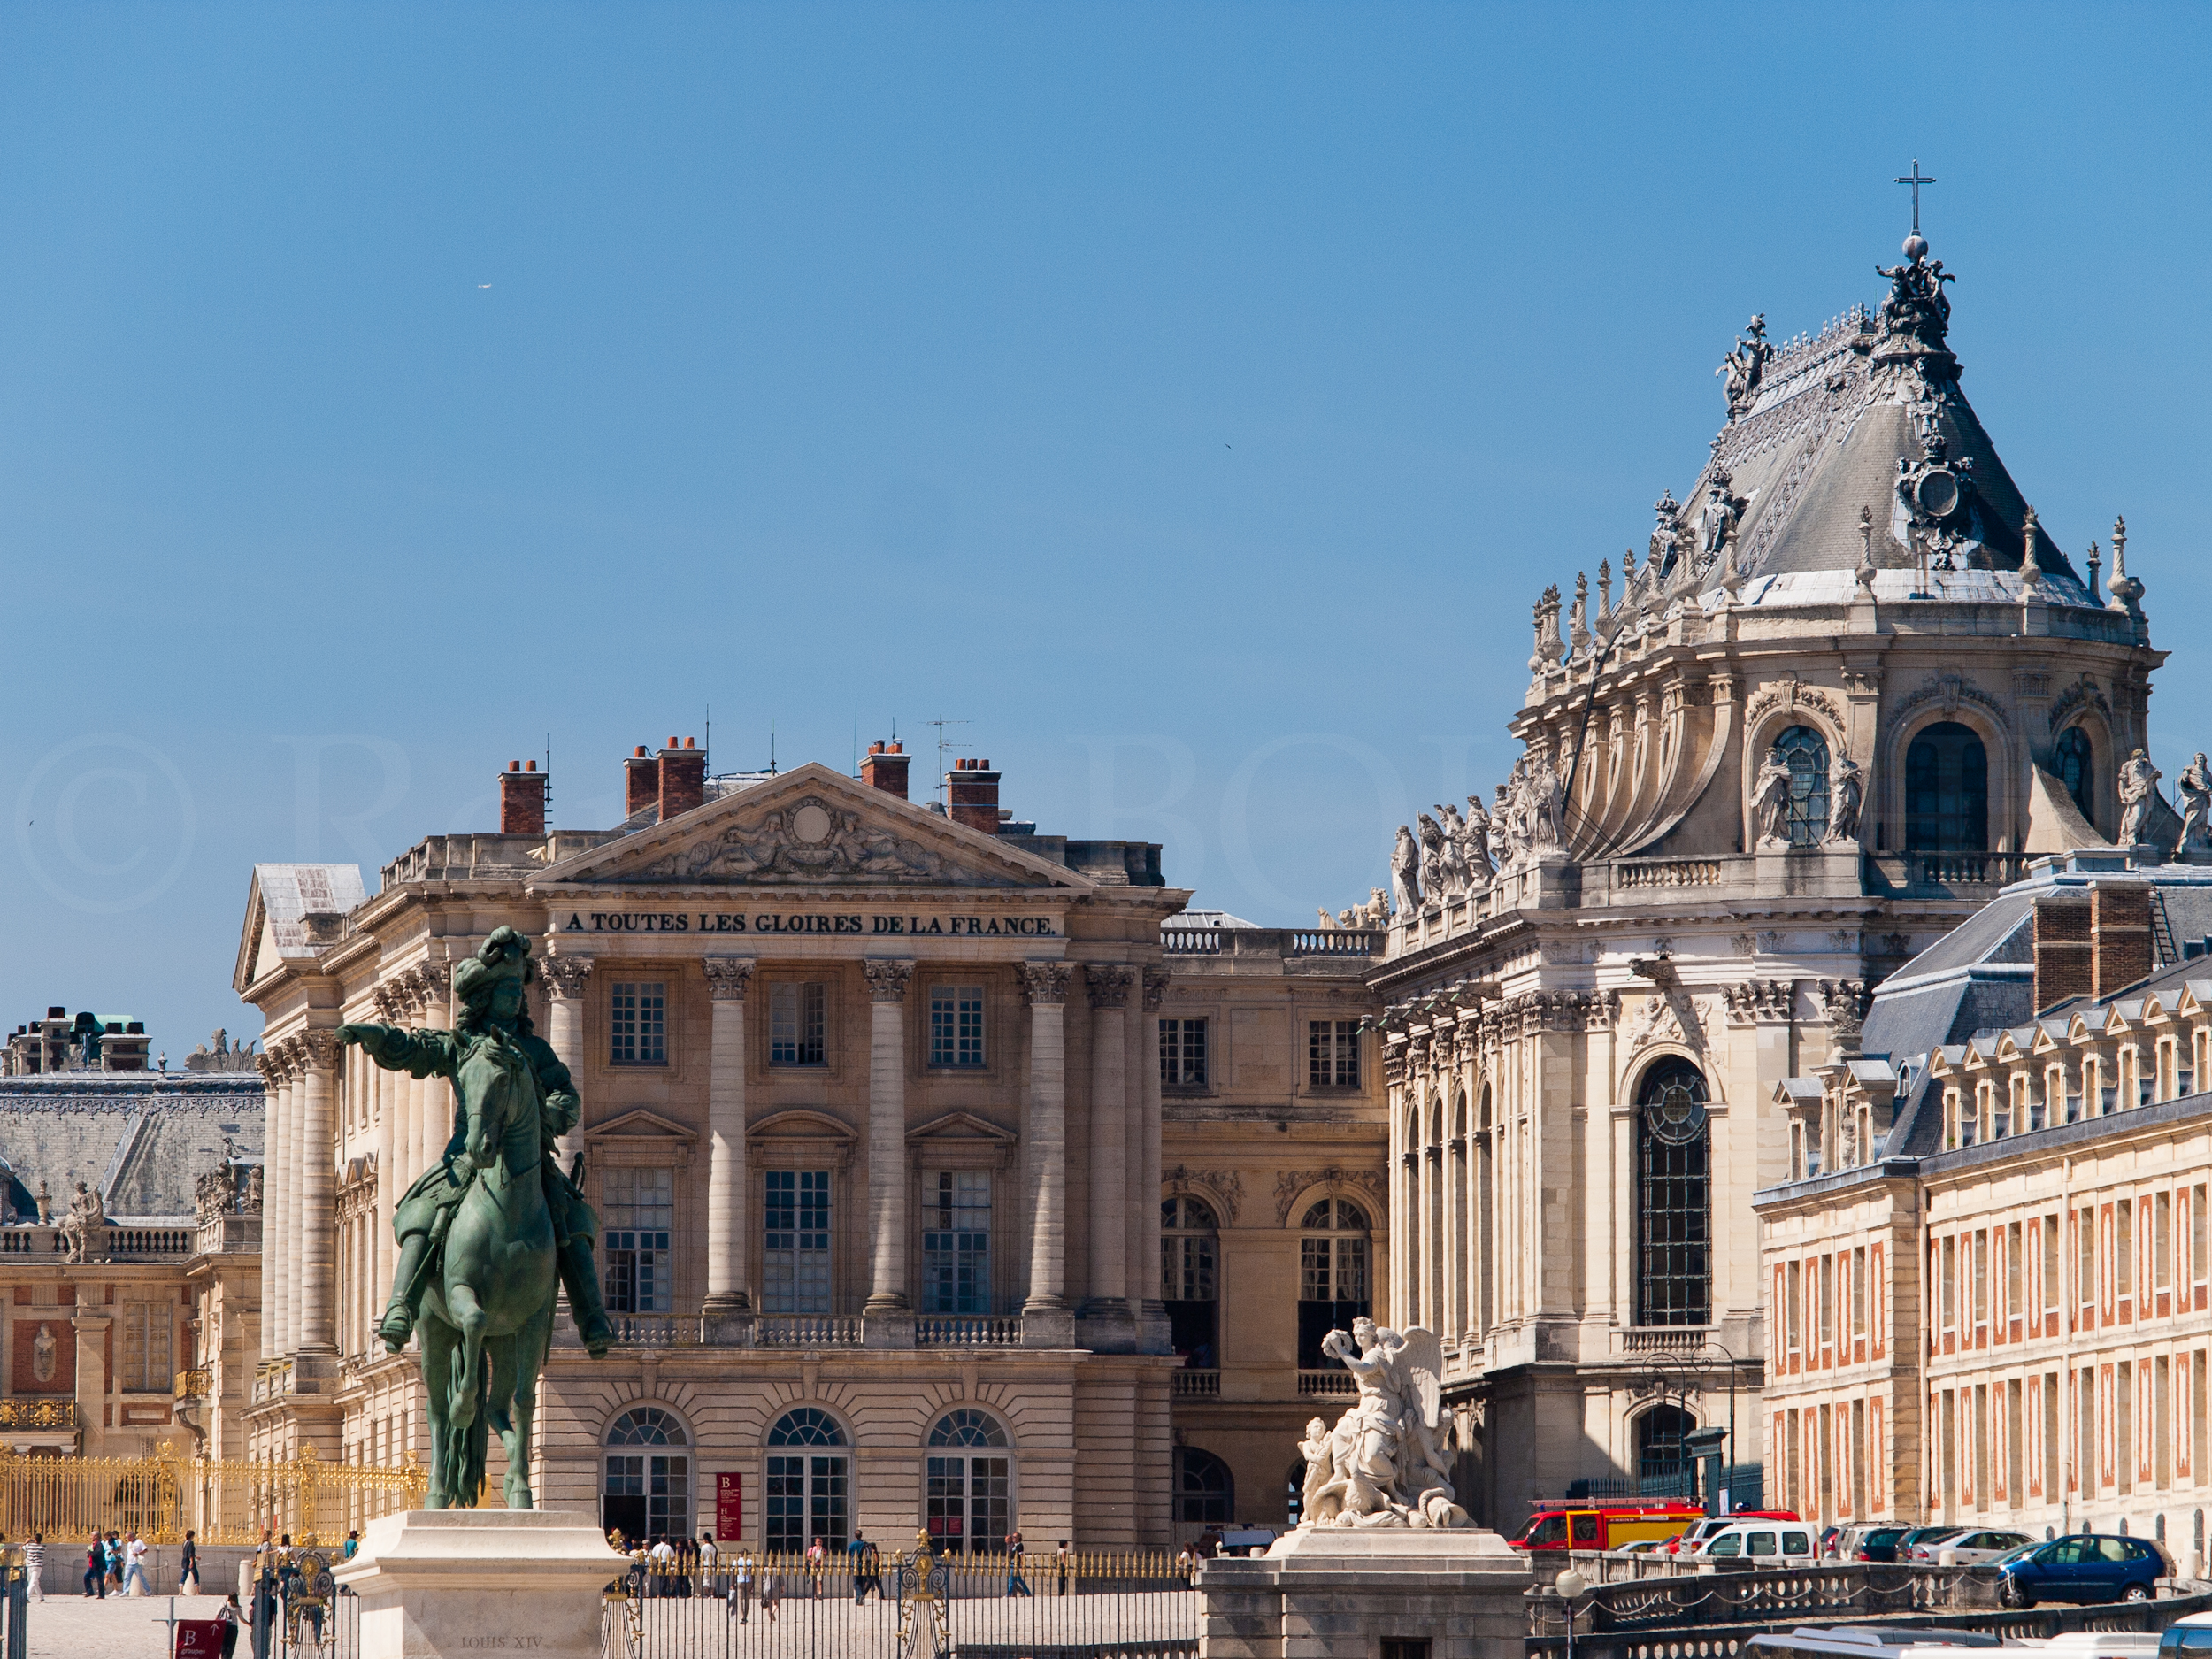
534,763,1089,892
907,1110,1017,1146
234,863,370,993
584,1109,697,1145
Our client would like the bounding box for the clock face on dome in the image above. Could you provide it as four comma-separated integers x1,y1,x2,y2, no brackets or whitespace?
1913,468,1962,521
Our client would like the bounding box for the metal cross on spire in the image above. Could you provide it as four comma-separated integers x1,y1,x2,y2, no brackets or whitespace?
1894,160,1937,234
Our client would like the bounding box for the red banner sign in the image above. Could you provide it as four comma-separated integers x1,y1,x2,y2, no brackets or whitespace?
174,1619,228,1658
716,1471,743,1541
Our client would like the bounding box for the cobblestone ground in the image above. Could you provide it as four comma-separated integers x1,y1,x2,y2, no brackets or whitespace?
22,1591,231,1659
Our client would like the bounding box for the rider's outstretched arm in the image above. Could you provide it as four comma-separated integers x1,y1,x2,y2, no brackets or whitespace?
334,1024,458,1079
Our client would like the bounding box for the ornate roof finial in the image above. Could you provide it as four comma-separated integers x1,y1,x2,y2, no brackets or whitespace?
1569,572,1591,657
2086,539,2102,603
2019,505,2044,589
2108,513,2143,619
1855,505,1878,595
1895,159,1936,256
1597,557,1613,625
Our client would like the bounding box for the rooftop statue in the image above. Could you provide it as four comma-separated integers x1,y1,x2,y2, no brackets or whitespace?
1297,1317,1470,1529
1875,234,1955,351
1716,315,1772,421
2119,749,2162,849
59,1180,104,1263
336,926,614,1509
1390,826,1422,918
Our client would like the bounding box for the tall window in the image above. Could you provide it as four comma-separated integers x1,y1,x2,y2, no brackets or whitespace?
2055,726,2095,823
929,985,986,1068
1635,1060,1711,1327
770,982,826,1066
765,1408,848,1552
1161,1195,1219,1365
1309,1021,1360,1088
610,983,666,1066
1298,1199,1373,1370
1161,1018,1208,1088
923,1171,991,1313
1636,1404,1697,1489
119,1302,173,1393
1175,1448,1233,1524
926,1409,1012,1554
1772,725,1832,847
603,1167,674,1315
602,1407,689,1543
1906,721,1990,852
764,1170,832,1314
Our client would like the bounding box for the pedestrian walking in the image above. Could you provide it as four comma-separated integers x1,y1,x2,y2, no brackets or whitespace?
1056,1540,1071,1595
863,1536,883,1601
1176,1543,1198,1586
727,1548,755,1624
758,1566,780,1624
104,1531,123,1592
179,1529,201,1594
648,1535,675,1597
82,1532,104,1598
849,1530,871,1603
217,1592,246,1659
22,1534,42,1602
698,1532,718,1590
122,1531,150,1595
1004,1531,1033,1598
805,1535,826,1596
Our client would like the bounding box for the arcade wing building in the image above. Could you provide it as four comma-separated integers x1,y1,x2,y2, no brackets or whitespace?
1371,231,2168,1520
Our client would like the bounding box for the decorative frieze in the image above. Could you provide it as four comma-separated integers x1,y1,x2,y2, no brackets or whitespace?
1271,1167,1386,1225
1165,1165,1243,1225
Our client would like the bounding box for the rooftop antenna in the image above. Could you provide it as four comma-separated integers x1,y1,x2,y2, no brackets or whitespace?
853,703,860,777
926,715,972,810
704,704,710,772
544,733,552,824
769,718,776,776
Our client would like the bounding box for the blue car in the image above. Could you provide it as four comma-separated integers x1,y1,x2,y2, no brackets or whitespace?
1995,1533,2168,1607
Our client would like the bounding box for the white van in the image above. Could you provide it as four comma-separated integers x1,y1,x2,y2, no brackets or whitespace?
1691,1520,1817,1564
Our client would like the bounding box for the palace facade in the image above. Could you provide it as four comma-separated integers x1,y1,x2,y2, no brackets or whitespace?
1369,227,2170,1526
234,741,1205,1548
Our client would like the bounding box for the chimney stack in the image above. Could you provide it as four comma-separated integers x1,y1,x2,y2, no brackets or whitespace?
2032,891,2093,1014
499,759,548,837
625,746,659,819
861,741,910,800
658,735,707,822
948,757,1001,834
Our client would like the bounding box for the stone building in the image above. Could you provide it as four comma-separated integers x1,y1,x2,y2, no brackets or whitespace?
1758,856,2212,1564
0,1048,264,1457
1156,912,1389,1537
4,1006,154,1074
1368,226,2167,1525
233,740,1189,1548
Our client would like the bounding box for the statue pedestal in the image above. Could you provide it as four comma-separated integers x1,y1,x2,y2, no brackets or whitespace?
1199,1526,1530,1659
332,1509,626,1659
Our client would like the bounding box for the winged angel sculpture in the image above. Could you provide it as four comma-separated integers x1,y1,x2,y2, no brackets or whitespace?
1299,1317,1471,1528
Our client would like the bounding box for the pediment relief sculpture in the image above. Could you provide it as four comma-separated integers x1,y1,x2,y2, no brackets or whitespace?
616,795,1002,887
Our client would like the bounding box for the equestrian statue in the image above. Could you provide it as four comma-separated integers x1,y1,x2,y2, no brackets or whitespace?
337,926,614,1509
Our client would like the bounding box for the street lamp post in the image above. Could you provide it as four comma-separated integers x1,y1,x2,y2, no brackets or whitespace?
1555,1566,1588,1659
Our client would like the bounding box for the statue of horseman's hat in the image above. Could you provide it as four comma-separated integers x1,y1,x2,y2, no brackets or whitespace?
450,925,534,1004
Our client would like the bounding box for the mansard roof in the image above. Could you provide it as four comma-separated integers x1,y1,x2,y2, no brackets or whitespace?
1640,235,2090,603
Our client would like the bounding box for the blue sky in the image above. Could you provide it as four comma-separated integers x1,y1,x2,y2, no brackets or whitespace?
4,4,2208,1048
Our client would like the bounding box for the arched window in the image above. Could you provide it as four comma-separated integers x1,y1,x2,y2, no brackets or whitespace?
1634,1060,1710,1327
926,1411,1011,1554
1637,1405,1697,1491
2055,726,2095,824
765,1408,848,1553
1906,721,1989,852
1161,1196,1219,1367
603,1407,689,1544
1298,1199,1374,1370
1176,1447,1233,1525
1773,725,1832,847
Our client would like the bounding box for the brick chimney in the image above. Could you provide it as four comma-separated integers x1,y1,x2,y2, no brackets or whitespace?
861,741,910,800
499,759,547,836
948,758,1001,833
2032,892,2092,1014
2093,881,2153,998
625,745,658,819
658,736,707,822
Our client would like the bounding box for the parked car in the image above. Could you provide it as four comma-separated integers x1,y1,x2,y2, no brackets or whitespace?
1668,1512,1806,1555
1891,1525,1968,1561
1915,1529,2033,1565
1846,1525,1913,1563
1605,1538,1680,1559
1693,1520,1816,1564
2160,1610,2212,1655
1995,1534,2166,1607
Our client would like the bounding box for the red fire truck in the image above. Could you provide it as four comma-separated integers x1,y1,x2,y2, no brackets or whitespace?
1509,1501,1706,1554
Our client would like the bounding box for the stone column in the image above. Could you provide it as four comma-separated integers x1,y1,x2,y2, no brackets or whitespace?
1084,965,1133,1318
256,1053,281,1362
861,959,915,1330
299,1032,339,1355
1135,970,1170,1334
371,987,399,1339
540,956,594,1168
1018,964,1072,1345
280,1041,302,1356
703,956,756,1317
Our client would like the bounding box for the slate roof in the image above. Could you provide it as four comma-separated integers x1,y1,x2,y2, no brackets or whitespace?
0,1071,265,1222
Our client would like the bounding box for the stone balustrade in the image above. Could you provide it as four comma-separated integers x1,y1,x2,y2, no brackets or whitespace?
915,1315,1021,1347
0,1222,199,1259
1171,1369,1219,1398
